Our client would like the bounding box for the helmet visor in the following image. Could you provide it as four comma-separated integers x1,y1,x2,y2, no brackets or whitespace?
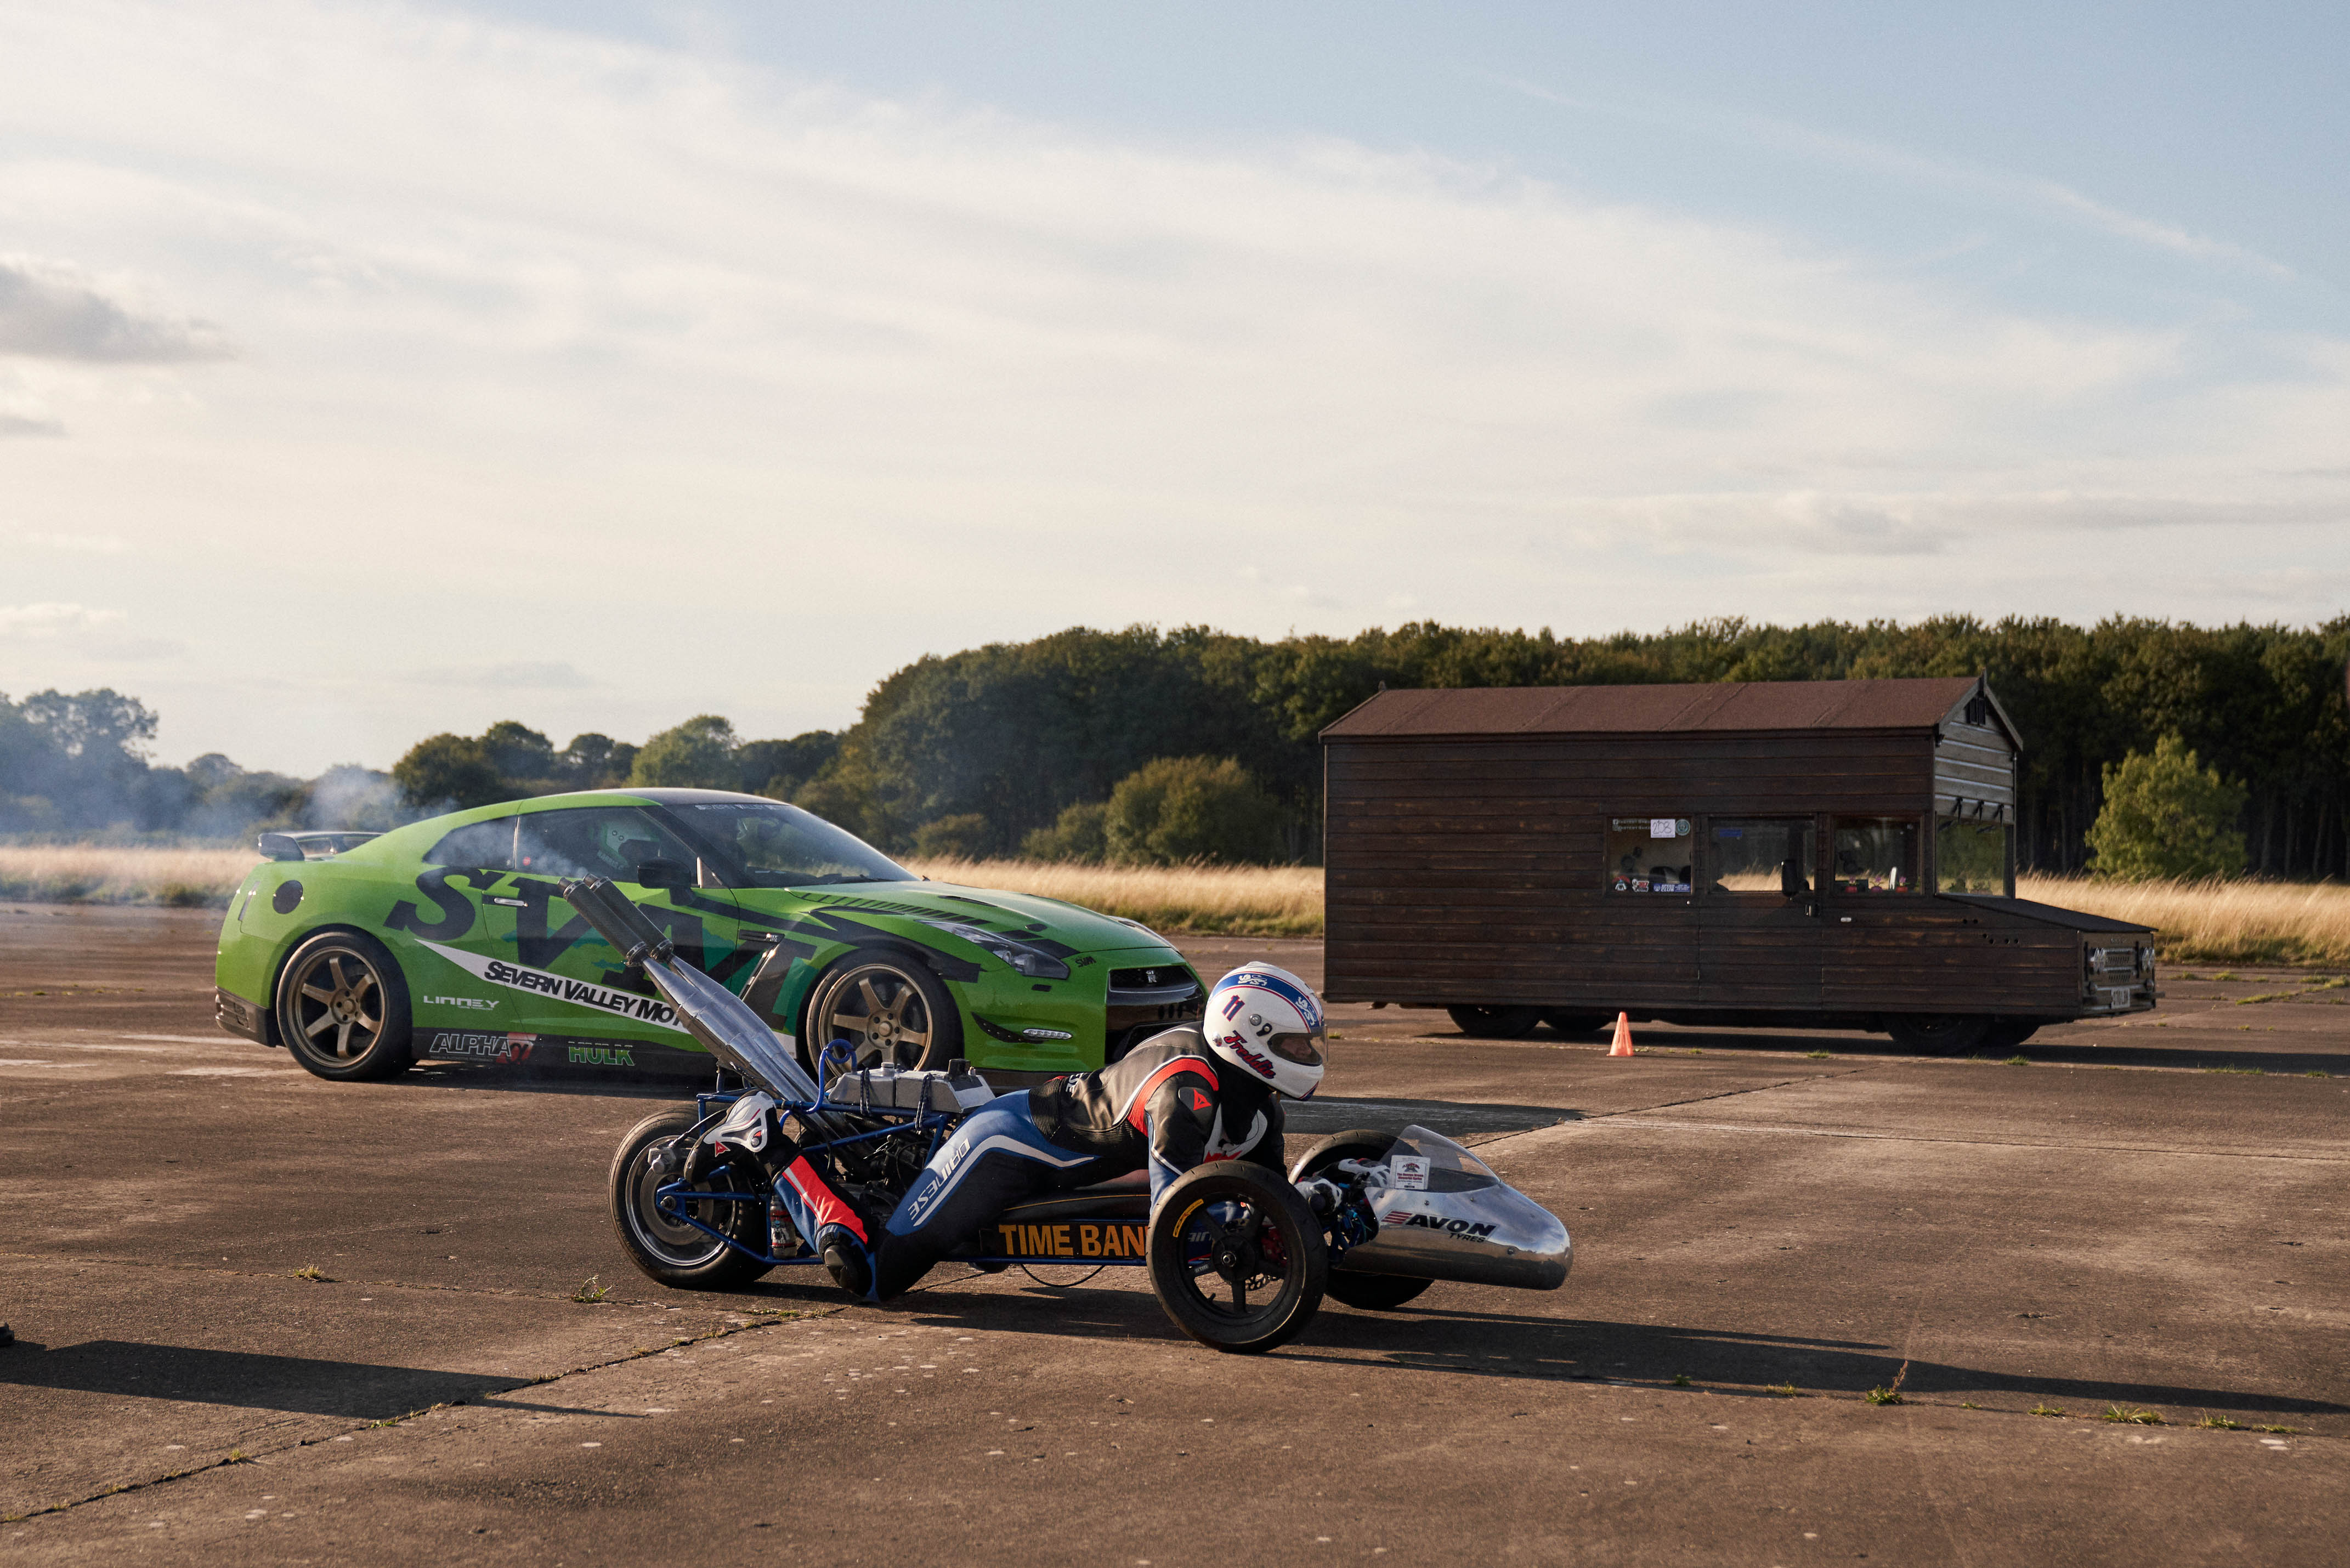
1264,1029,1325,1067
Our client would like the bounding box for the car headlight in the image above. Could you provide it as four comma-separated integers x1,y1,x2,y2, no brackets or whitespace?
924,921,1072,981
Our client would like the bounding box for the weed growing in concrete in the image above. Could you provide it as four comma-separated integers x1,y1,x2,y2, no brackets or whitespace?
1671,1373,1692,1388
2031,1404,2067,1418
2212,972,2239,981
1805,1050,1831,1060
1765,1383,1800,1397
2260,1425,2300,1435
571,1276,613,1304
223,1448,253,1463
290,1264,334,1283
2203,1065,2265,1075
2306,1070,2331,1078
2003,1055,2031,1066
1865,1361,1910,1406
2101,1406,2162,1424
2236,992,2295,1005
1960,1401,1980,1410
2194,1414,2243,1430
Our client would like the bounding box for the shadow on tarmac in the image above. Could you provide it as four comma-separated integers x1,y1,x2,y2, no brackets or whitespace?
0,1339,620,1420
873,1287,2348,1421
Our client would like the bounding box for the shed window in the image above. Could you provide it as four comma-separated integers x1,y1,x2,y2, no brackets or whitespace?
1710,819,1814,897
1606,815,1693,894
1830,818,1920,895
1936,817,2013,895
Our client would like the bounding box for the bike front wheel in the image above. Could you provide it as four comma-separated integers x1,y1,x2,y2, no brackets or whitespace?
1146,1162,1325,1354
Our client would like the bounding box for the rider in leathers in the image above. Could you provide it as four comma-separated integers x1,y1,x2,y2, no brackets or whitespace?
762,962,1328,1302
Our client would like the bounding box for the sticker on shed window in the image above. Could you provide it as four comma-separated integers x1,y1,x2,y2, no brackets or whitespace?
1607,816,1693,894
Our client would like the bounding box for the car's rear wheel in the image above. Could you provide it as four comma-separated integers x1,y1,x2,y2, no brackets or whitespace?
609,1108,774,1289
1288,1128,1434,1313
1884,1013,1996,1056
1147,1162,1325,1354
803,948,961,1071
1447,1005,1544,1039
277,931,414,1081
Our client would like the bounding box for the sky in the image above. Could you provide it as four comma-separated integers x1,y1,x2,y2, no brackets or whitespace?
2,0,2345,774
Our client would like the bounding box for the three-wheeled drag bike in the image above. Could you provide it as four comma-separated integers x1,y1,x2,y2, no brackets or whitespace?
564,877,1571,1353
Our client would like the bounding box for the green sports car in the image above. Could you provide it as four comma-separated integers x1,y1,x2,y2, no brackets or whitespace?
213,789,1205,1084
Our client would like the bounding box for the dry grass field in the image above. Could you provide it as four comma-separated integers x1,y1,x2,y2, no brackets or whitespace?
0,843,259,908
904,856,1326,938
4,845,2345,964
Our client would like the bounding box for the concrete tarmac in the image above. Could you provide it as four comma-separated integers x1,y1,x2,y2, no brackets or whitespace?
2,905,2345,1564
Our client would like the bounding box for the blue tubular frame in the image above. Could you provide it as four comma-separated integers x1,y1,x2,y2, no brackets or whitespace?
657,1043,967,1268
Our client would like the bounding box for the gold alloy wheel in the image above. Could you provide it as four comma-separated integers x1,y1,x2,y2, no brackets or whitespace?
809,959,938,1069
289,948,387,1060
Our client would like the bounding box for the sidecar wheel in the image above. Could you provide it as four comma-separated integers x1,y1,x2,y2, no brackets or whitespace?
1287,1129,1433,1313
1146,1163,1324,1354
610,1109,773,1289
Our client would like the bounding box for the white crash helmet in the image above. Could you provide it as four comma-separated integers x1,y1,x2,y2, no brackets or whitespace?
1203,963,1327,1100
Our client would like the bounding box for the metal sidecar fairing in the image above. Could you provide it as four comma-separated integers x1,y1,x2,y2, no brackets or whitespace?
1335,1126,1571,1291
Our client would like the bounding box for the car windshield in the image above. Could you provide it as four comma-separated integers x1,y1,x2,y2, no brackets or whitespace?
664,800,911,889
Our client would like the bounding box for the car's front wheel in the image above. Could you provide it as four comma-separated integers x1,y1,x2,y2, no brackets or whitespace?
277,931,414,1081
802,948,961,1071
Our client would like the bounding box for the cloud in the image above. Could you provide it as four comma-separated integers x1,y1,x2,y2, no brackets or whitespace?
0,257,235,363
0,602,127,636
0,410,63,436
1485,73,2293,279
0,2,2344,773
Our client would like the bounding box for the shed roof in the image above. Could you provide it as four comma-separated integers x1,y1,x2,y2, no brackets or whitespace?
1321,676,1998,740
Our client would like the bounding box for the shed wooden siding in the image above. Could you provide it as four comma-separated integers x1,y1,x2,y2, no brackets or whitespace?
1933,706,2018,813
1325,730,1943,1006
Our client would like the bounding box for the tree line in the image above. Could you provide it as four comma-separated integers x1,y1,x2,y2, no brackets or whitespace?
8,615,2345,876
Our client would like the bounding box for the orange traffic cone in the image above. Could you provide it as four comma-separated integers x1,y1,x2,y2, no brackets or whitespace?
1608,1012,1635,1057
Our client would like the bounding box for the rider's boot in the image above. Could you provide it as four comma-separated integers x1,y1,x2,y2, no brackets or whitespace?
762,1126,880,1301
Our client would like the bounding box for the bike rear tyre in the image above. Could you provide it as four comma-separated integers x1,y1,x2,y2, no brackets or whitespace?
609,1108,773,1289
1146,1163,1324,1354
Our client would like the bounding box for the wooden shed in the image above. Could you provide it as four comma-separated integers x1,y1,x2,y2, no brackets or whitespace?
1320,675,2155,1053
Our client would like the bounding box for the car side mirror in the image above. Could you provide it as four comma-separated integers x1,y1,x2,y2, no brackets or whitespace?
634,857,693,890
258,832,305,862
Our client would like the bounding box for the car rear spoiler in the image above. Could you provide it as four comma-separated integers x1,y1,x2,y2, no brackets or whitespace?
558,876,819,1103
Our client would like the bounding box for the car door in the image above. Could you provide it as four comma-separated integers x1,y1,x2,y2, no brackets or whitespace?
500,803,746,1047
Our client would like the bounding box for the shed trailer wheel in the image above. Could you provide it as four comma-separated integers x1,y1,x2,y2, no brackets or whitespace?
1884,1014,1996,1056
1446,1005,1544,1040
